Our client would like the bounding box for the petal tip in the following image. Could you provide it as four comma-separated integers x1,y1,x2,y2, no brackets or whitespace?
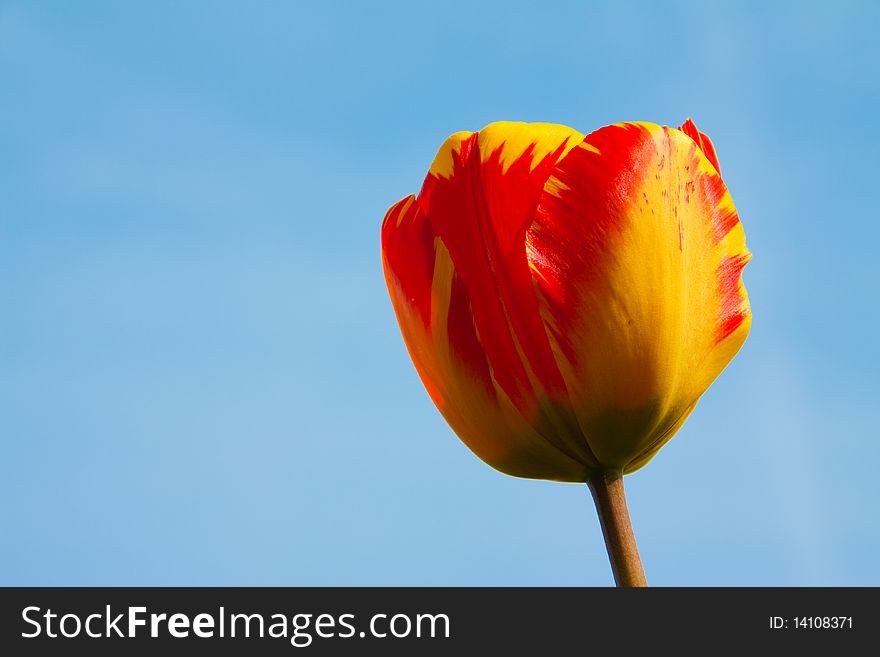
677,117,722,175
428,131,475,180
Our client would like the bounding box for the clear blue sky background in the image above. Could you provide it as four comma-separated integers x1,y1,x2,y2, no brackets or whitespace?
2,1,878,586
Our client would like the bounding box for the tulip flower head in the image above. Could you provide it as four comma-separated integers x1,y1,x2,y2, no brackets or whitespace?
382,119,750,486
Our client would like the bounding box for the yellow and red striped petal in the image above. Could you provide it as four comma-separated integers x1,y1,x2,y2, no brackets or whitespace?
381,192,591,481
417,122,583,415
528,121,750,472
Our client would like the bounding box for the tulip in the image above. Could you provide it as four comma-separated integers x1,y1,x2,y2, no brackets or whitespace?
381,119,750,586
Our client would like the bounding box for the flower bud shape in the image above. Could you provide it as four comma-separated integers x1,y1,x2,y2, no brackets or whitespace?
381,120,750,482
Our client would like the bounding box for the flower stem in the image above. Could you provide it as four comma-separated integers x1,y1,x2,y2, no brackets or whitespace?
587,470,647,587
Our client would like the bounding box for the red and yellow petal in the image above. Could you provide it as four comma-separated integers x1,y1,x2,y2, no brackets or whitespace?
381,192,590,481
417,122,583,414
528,121,750,472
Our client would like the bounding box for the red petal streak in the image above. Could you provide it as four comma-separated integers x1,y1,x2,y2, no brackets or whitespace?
418,134,574,412
447,272,497,400
678,118,721,175
381,195,435,327
678,120,738,242
698,160,739,242
716,253,750,342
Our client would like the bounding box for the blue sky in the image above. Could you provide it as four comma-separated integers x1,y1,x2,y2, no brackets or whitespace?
1,0,878,585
